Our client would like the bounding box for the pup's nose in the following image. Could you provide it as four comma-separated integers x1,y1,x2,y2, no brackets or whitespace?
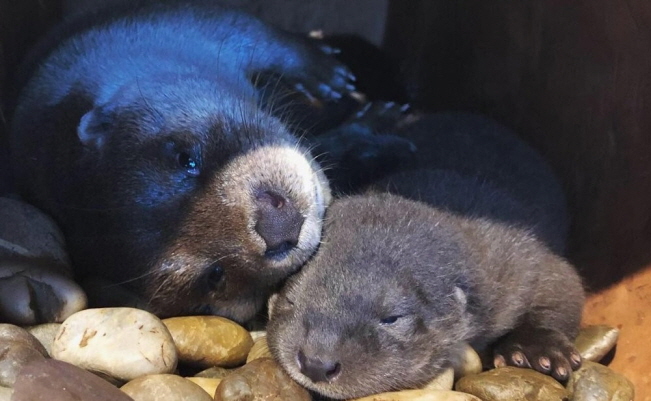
254,190,304,258
298,349,342,383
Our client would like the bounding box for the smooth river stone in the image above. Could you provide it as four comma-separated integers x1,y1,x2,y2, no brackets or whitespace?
163,316,253,368
0,324,48,354
0,197,70,272
26,323,62,356
455,367,570,401
0,324,48,387
121,374,213,401
421,368,454,391
567,361,635,401
575,325,620,362
249,331,266,342
0,386,12,401
186,377,222,398
350,390,482,401
454,344,483,379
0,260,87,325
214,358,310,401
194,367,233,379
246,336,272,363
52,308,177,381
12,359,134,401
0,342,46,387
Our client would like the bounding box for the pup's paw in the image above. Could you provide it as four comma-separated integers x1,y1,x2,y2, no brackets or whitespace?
493,327,582,381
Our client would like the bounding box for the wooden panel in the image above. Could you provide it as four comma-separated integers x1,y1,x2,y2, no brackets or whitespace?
583,265,651,401
384,0,651,292
0,0,61,196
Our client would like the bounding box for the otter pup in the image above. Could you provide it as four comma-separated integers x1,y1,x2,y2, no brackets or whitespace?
268,190,584,399
8,0,360,322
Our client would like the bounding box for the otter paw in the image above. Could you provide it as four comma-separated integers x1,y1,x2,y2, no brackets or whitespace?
287,39,356,102
493,328,582,382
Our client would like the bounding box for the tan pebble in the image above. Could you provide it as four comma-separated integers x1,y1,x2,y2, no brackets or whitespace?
12,359,134,401
215,358,310,401
0,342,47,387
421,368,454,391
574,325,620,362
163,316,253,368
52,308,177,381
454,343,483,379
246,336,272,363
121,374,212,401
0,325,48,387
566,360,635,401
0,386,12,401
186,377,222,398
26,323,61,356
455,366,569,401
350,389,482,401
194,366,234,379
249,330,266,342
0,324,48,355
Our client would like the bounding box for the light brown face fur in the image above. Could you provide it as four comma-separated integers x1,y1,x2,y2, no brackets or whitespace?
145,146,331,322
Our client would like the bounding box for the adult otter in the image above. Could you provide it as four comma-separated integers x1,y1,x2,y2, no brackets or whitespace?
8,0,359,323
267,114,583,399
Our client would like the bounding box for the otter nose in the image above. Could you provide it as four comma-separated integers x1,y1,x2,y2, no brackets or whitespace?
297,349,341,383
254,190,304,258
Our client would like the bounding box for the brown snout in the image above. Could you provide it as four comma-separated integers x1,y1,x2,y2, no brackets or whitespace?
254,190,305,258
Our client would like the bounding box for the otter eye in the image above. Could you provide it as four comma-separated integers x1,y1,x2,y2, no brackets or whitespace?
207,263,224,289
177,151,200,176
380,315,402,325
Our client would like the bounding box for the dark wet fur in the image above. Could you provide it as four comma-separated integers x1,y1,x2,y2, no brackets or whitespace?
370,112,570,255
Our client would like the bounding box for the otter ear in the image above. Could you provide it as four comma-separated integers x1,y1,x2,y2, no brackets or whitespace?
78,108,111,149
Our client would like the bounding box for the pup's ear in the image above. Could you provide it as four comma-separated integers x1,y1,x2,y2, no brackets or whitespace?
78,107,112,149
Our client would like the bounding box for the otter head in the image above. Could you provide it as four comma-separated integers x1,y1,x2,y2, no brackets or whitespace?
267,194,473,399
68,75,330,322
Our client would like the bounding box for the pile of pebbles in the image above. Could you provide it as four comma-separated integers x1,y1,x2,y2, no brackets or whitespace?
0,197,636,401
0,314,635,401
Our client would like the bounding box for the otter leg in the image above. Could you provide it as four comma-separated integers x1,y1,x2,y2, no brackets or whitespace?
198,9,356,101
309,101,416,194
492,257,584,381
493,323,582,381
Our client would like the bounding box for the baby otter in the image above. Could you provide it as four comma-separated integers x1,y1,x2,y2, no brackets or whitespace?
268,190,584,399
8,0,360,322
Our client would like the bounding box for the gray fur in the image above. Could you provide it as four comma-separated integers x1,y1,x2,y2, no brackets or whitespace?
267,113,583,399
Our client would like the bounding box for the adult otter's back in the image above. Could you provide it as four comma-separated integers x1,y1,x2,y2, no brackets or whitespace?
9,0,358,322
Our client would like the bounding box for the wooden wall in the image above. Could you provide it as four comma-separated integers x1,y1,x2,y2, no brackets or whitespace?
384,0,651,291
0,0,61,196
